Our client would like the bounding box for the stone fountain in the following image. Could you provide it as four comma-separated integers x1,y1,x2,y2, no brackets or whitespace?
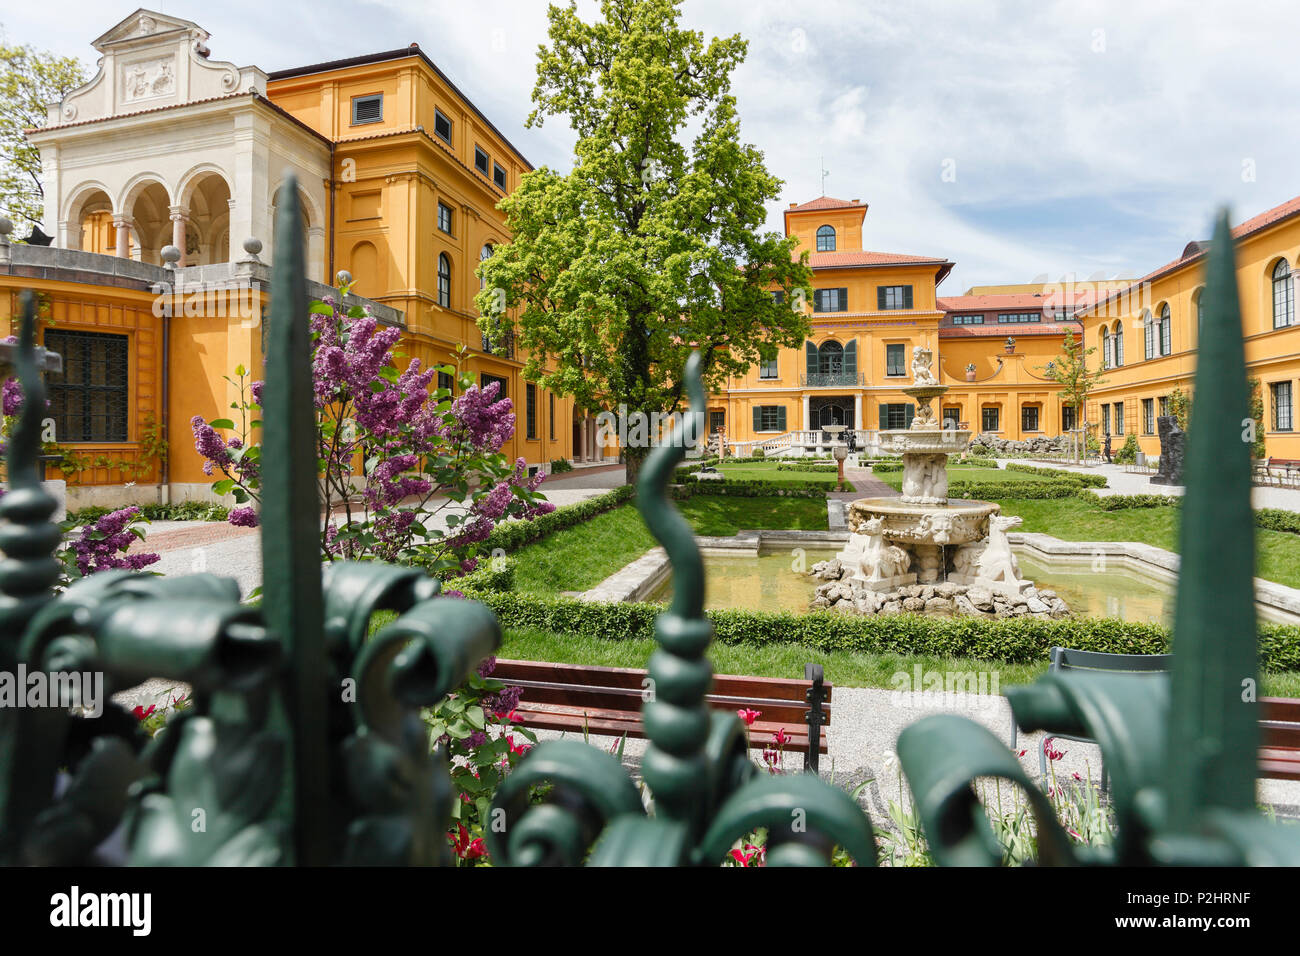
810,346,1068,618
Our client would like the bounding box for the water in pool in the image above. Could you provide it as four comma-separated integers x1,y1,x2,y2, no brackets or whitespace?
649,549,1176,622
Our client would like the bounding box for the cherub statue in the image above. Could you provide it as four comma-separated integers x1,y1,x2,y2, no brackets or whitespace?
911,346,939,386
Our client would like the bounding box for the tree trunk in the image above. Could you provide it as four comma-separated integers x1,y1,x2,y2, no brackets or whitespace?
623,446,649,489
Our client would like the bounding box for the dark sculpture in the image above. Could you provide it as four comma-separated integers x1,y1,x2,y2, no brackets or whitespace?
1150,415,1186,485
1,191,1296,866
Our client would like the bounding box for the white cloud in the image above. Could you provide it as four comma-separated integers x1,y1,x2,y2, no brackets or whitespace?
8,0,1299,290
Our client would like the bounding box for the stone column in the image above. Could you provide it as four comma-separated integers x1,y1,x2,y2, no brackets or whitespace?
802,394,811,434
113,216,132,259
169,205,189,267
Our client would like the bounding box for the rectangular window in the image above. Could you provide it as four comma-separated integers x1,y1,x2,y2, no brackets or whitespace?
754,405,785,432
981,406,1000,432
1161,318,1172,355
549,392,556,441
1158,396,1170,418
1272,381,1294,431
493,162,507,190
942,406,961,428
1142,398,1155,435
1101,404,1110,435
480,373,507,400
438,202,453,235
772,290,785,305
877,285,913,310
1022,405,1040,432
351,93,383,125
759,356,778,379
526,383,537,439
997,312,1042,324
951,313,984,325
885,343,905,377
710,410,726,434
437,370,454,394
1115,402,1125,434
813,287,848,313
1062,405,1077,432
44,329,129,442
883,403,910,430
433,109,453,145
474,146,490,175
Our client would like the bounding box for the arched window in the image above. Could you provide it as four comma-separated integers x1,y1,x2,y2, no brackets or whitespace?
1273,259,1294,329
437,253,451,308
818,339,843,375
479,244,493,290
816,225,836,253
1100,327,1110,369
1192,290,1203,342
1160,304,1172,355
1112,320,1124,367
1143,309,1154,359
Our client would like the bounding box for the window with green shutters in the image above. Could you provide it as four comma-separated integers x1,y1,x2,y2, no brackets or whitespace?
886,343,906,376
813,288,848,312
878,285,913,310
878,403,912,430
753,405,786,432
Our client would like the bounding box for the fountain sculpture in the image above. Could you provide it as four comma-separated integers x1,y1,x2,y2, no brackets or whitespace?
812,347,1069,618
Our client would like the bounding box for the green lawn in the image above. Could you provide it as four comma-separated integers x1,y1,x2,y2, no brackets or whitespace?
500,625,1300,695
511,497,828,595
994,496,1300,589
717,461,838,487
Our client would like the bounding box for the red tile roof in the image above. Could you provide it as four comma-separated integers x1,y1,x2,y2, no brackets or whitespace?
786,196,867,213
808,250,948,269
939,322,1081,338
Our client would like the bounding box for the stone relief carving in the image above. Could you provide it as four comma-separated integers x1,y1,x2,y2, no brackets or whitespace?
123,57,175,101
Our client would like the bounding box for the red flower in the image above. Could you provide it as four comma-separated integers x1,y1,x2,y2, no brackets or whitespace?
729,843,765,867
495,709,520,724
449,823,488,860
1043,737,1067,761
132,704,157,721
1015,749,1026,758
506,734,532,757
737,708,761,726
1071,771,1082,781
772,728,791,747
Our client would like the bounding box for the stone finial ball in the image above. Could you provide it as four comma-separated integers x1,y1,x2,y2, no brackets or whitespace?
336,270,353,285
0,217,12,238
243,237,263,257
160,245,181,267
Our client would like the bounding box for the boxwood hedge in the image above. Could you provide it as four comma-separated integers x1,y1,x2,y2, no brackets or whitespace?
1003,462,1108,487
461,588,1300,672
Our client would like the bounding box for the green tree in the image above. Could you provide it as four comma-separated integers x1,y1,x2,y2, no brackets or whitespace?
475,0,813,482
1042,329,1106,459
0,37,86,230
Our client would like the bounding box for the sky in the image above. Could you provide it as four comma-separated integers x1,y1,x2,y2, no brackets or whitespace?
5,0,1298,293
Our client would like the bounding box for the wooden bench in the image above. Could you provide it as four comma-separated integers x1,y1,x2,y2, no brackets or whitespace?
1256,457,1300,487
1259,697,1300,781
492,659,832,772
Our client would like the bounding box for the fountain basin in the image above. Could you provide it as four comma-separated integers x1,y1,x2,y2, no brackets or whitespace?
847,496,998,547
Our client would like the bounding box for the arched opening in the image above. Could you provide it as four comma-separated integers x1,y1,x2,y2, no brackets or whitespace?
1112,319,1124,366
1159,303,1172,355
182,172,233,266
1272,259,1294,329
1142,309,1154,359
65,186,114,254
271,182,313,270
349,241,379,297
816,224,836,253
1100,326,1110,369
437,253,452,309
121,178,172,265
817,339,843,375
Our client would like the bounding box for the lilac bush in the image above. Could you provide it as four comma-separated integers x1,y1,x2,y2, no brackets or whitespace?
191,280,555,576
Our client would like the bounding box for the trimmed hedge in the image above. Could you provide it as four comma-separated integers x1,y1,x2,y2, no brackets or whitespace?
481,485,635,553
777,462,840,473
949,457,1001,469
950,480,1086,500
66,500,232,525
672,458,721,482
462,589,1300,672
1075,491,1300,536
871,461,903,473
671,479,830,499
1004,462,1107,487
448,556,516,593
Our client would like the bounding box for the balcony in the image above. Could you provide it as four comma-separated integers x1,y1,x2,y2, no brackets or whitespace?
800,371,866,387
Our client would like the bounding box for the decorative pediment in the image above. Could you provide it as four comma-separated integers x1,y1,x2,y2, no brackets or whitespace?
91,9,207,53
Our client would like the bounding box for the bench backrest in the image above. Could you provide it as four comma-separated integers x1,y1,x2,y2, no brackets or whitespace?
1048,647,1172,674
493,658,831,727
1260,696,1300,750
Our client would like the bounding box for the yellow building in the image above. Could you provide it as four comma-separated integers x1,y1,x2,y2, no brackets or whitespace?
5,12,588,507
711,197,954,451
1075,195,1300,460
